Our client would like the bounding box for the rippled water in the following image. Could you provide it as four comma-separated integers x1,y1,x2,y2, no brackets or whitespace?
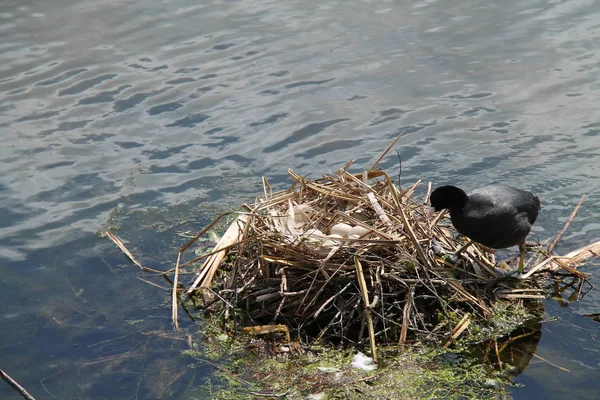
1,0,599,398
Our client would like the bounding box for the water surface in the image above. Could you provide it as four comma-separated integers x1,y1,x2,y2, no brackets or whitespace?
1,0,599,398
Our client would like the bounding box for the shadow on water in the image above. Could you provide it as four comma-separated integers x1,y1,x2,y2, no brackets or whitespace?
509,299,600,400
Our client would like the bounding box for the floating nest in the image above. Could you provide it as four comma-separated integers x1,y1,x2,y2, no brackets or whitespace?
107,139,598,359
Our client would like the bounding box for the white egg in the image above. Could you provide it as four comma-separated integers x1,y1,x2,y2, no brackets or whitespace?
330,223,353,237
301,228,324,243
294,204,314,224
304,228,324,237
295,203,314,213
349,225,370,237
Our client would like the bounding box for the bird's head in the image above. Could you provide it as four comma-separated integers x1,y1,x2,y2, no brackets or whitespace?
429,185,469,212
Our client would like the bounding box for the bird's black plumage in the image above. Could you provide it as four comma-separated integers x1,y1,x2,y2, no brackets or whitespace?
430,184,540,249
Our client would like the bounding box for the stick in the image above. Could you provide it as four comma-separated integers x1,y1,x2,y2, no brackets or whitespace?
0,369,36,400
548,194,586,253
444,313,471,347
186,214,249,294
494,340,502,369
354,256,378,364
367,192,392,226
179,212,235,253
368,131,405,172
262,176,272,200
532,353,571,372
105,231,160,272
312,281,353,318
555,240,600,265
519,256,557,279
250,391,289,398
543,240,599,276
398,288,413,347
446,281,488,313
424,181,432,205
341,158,355,172
385,175,431,269
172,252,181,330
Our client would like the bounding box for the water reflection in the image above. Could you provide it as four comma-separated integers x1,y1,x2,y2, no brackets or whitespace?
515,301,600,400
487,318,543,377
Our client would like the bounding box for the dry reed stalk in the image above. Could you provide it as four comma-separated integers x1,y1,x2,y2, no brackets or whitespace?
446,281,488,314
186,214,249,296
387,175,431,270
0,369,36,400
136,276,171,291
398,288,413,347
367,131,405,172
172,252,181,330
517,240,598,280
367,192,392,227
531,353,571,372
548,194,586,253
402,179,422,201
548,240,600,270
106,231,145,270
153,136,595,350
444,313,471,347
354,255,378,363
262,176,272,200
495,292,545,300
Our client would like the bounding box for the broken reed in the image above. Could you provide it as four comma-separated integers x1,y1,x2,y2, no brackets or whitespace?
180,166,593,350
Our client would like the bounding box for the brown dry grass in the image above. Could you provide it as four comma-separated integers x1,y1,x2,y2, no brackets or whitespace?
108,135,598,357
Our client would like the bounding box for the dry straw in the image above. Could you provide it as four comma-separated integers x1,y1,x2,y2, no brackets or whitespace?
108,135,598,357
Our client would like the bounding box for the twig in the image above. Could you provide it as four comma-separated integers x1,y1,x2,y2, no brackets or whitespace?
553,240,600,267
398,288,413,347
444,313,471,347
312,281,353,318
179,211,235,253
354,256,378,364
0,369,37,400
172,252,181,330
532,353,571,372
105,231,163,273
497,330,538,354
548,194,586,253
368,131,405,171
385,174,431,269
136,276,170,291
187,355,252,387
494,340,502,369
186,214,249,295
250,391,289,397
158,368,188,398
367,192,392,226
262,176,272,200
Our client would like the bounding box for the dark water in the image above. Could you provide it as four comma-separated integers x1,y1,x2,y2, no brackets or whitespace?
1,0,599,398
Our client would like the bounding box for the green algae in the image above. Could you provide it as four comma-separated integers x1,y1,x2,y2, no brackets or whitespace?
179,306,526,400
183,334,512,400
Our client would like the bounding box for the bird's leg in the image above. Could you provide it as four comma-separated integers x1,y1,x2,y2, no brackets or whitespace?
518,242,526,273
456,239,475,255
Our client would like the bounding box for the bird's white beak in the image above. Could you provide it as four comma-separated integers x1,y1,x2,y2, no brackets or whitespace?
426,206,436,219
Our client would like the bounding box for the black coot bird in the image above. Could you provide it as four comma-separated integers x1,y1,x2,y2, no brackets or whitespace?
429,184,541,273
